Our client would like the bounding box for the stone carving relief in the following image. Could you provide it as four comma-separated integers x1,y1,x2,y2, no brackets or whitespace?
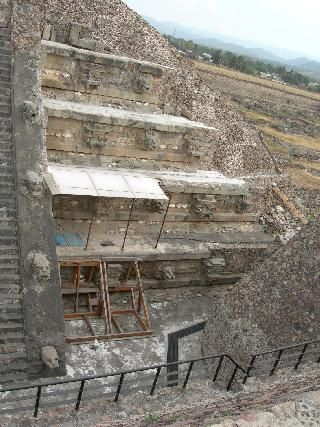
25,170,43,197
28,251,51,281
41,346,60,369
23,101,40,124
79,63,104,88
84,123,113,148
143,130,158,151
203,257,226,284
184,138,205,158
145,199,166,214
190,194,217,219
203,257,226,274
236,196,251,214
158,266,176,281
132,74,151,94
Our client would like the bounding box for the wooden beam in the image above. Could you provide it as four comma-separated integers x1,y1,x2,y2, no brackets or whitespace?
111,309,136,315
66,330,153,344
111,315,123,333
132,310,148,331
83,314,96,336
100,262,112,334
74,264,81,312
64,312,97,320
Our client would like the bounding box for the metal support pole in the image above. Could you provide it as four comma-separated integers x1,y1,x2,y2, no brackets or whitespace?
75,380,86,410
150,367,162,395
155,195,171,249
34,386,42,418
85,197,98,250
243,355,256,384
270,349,283,376
183,361,194,389
227,366,238,391
294,344,308,370
213,355,224,383
115,373,125,402
121,199,135,252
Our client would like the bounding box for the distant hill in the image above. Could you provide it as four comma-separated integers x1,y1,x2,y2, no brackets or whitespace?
195,37,284,63
286,58,320,81
144,16,320,80
287,57,320,72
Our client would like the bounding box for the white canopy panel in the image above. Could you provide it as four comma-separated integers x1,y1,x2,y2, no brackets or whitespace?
45,165,168,200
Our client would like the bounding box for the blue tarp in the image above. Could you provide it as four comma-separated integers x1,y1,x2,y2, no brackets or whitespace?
55,232,84,247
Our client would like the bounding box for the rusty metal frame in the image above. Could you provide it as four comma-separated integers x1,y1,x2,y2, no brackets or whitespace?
59,258,152,344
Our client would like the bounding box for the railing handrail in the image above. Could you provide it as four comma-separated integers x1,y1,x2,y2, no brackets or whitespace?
2,338,318,394
0,353,240,394
1,339,320,418
252,338,320,357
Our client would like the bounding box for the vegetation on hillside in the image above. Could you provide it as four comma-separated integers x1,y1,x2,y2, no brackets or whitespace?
166,35,320,93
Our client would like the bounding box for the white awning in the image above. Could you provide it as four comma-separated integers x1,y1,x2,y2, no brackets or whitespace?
45,165,168,200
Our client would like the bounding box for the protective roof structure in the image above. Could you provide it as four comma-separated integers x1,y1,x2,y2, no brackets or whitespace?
45,164,168,200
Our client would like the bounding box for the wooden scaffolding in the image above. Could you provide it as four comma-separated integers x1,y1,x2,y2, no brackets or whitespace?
59,258,152,344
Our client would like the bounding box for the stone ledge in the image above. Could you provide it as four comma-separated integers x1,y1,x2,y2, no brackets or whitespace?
56,234,271,261
43,98,217,133
41,40,174,75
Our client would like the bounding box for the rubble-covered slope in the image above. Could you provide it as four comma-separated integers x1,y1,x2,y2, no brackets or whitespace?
203,221,320,365
12,0,276,176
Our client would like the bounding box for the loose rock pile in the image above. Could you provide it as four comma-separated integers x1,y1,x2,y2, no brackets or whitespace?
203,221,320,367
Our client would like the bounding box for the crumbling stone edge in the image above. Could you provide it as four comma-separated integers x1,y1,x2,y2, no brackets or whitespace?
12,2,66,379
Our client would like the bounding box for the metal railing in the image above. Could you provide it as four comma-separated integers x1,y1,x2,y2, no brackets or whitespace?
1,339,319,419
243,338,320,384
0,353,245,418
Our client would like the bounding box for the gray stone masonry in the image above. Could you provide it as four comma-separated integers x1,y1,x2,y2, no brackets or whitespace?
10,15,67,378
0,12,28,385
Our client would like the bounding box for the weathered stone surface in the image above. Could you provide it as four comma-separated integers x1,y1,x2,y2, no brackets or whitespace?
41,40,166,108
12,0,277,176
22,100,40,124
41,345,60,368
28,251,51,281
24,170,43,197
203,222,320,367
13,49,66,379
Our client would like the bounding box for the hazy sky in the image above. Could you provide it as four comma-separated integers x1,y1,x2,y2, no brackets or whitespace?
123,0,319,59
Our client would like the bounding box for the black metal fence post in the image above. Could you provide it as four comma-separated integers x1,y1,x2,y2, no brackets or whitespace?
34,386,42,418
294,344,308,370
270,349,284,376
183,361,194,389
2,339,320,418
115,373,125,402
243,355,257,384
75,380,86,411
212,355,224,383
227,366,238,391
150,367,162,396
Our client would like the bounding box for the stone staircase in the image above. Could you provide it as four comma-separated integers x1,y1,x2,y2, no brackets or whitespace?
0,25,28,384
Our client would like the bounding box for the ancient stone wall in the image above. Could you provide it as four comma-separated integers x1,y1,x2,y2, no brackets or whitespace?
13,48,66,379
12,0,276,176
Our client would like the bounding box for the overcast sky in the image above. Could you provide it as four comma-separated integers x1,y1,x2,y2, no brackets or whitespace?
123,0,319,59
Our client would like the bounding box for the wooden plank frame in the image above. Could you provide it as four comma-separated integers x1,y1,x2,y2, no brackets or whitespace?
59,258,152,344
